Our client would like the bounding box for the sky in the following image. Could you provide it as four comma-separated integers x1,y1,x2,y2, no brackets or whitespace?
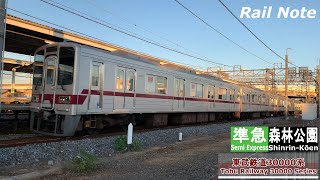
5,0,320,73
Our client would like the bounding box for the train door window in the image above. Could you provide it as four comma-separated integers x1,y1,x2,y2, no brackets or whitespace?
46,60,55,85
174,79,179,96
208,86,211,99
218,88,223,100
196,84,203,98
156,76,167,94
208,85,214,99
91,65,100,87
179,79,185,97
116,69,124,90
236,91,240,101
230,89,235,101
126,71,135,91
190,83,196,97
242,92,246,102
175,79,185,97
247,94,250,103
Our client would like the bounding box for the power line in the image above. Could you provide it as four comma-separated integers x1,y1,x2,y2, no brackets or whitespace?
174,0,272,65
45,0,169,52
39,0,233,68
8,8,216,70
84,0,219,67
50,0,215,68
218,0,298,68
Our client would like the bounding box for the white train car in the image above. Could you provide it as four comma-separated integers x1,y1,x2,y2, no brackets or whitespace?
30,43,294,136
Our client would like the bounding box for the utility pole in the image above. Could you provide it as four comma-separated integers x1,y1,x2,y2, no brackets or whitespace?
285,48,291,120
0,0,8,112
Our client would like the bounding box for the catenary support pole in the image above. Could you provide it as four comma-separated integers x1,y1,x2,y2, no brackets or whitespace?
0,0,8,112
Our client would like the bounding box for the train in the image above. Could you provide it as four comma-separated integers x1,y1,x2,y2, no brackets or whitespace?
30,42,299,136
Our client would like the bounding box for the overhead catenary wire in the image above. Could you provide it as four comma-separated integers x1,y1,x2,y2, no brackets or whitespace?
47,0,213,70
217,0,298,68
84,0,219,67
39,0,233,68
44,0,173,53
8,8,210,71
174,0,272,65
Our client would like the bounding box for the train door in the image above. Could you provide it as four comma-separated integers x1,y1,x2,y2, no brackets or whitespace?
41,56,58,109
124,69,136,109
230,89,235,111
114,67,136,110
239,88,243,112
88,62,104,110
247,93,251,111
173,78,185,111
208,85,215,110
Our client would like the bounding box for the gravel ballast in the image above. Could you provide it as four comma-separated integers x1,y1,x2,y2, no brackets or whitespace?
0,118,283,166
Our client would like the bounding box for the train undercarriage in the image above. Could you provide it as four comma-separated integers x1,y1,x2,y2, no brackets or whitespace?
30,110,295,136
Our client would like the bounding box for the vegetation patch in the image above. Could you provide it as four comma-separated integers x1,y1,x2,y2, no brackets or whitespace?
71,150,97,173
114,136,143,152
114,136,128,152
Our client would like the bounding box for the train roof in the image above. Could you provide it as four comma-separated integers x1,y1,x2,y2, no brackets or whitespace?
36,42,280,97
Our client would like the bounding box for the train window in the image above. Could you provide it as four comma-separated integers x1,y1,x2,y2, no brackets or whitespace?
91,65,100,87
156,76,167,94
58,47,75,85
230,89,235,101
190,83,203,97
46,46,57,53
208,85,214,99
146,75,167,94
127,71,134,91
218,88,227,100
116,69,124,90
33,50,44,85
247,94,250,102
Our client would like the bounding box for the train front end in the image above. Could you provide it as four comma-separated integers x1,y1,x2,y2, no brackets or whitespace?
30,43,81,136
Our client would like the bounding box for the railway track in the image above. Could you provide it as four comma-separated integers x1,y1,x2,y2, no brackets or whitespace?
0,116,289,148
